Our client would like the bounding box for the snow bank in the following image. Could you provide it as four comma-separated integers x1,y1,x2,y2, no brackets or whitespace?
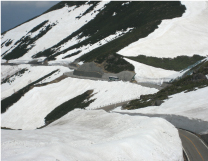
1,110,183,161
113,87,208,122
118,2,208,58
1,77,158,130
1,65,72,100
124,58,179,84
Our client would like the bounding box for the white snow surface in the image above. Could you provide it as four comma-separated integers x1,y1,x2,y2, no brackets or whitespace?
1,110,183,161
118,1,208,58
113,87,208,122
1,1,109,60
54,27,134,63
1,77,158,130
124,58,179,84
1,65,72,99
1,66,22,81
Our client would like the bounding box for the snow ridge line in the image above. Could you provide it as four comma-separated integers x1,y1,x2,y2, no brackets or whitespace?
88,96,139,110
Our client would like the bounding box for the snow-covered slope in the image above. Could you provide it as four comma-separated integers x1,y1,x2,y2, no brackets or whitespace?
124,58,179,84
1,1,109,62
118,1,208,58
1,65,72,99
113,87,208,122
1,110,183,161
1,77,158,130
1,1,207,160
1,1,186,65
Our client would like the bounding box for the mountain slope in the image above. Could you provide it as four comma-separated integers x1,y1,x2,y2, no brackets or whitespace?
1,1,186,68
118,1,208,58
1,2,208,160
1,75,157,129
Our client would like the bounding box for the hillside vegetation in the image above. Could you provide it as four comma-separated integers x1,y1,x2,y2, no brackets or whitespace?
126,55,205,71
124,60,208,110
95,53,134,73
78,1,186,62
44,90,95,125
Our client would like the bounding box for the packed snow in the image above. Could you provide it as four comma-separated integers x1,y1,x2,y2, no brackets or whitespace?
1,65,72,99
1,110,183,161
1,77,158,130
113,87,208,123
124,58,179,84
118,1,208,58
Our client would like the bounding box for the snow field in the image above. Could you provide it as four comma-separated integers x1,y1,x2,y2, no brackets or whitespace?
1,65,72,99
1,110,183,161
113,87,208,122
124,58,179,84
1,1,110,60
1,77,158,130
118,1,208,58
55,27,134,63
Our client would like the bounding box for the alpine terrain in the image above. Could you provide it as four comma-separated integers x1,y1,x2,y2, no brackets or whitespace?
1,1,208,161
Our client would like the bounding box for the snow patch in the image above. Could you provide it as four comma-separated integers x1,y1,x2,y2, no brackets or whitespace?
118,2,208,58
124,58,179,84
112,12,117,16
122,2,130,6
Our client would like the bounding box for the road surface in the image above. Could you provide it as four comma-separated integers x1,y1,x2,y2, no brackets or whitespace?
178,129,208,161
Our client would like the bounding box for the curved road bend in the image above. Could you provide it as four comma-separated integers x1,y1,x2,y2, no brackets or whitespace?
178,129,208,161
99,108,208,161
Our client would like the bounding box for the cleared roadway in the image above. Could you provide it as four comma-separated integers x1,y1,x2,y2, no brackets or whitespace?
178,129,208,161
98,106,208,161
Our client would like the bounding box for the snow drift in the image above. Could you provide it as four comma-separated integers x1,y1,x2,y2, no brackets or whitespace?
124,58,179,85
1,77,158,130
1,109,183,161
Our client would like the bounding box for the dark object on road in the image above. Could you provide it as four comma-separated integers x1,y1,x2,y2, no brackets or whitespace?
109,76,120,81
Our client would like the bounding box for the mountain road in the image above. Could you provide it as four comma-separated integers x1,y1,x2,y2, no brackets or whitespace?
98,106,208,161
178,129,208,161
